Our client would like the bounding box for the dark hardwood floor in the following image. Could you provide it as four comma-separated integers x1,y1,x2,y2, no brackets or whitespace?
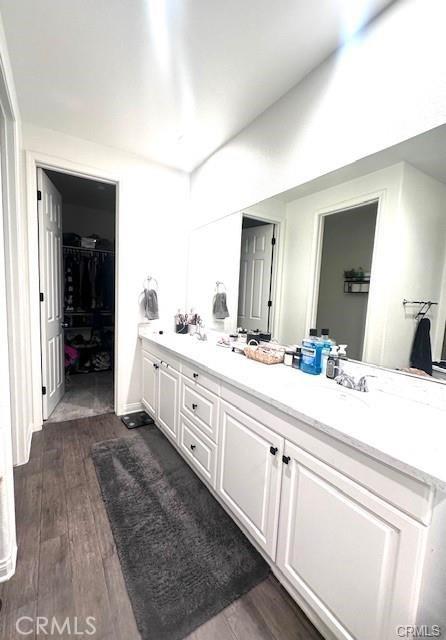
0,414,323,640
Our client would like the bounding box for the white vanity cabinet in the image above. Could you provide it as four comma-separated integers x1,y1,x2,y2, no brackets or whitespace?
139,336,436,640
141,345,180,443
277,440,427,640
157,361,180,442
217,400,284,559
141,348,158,417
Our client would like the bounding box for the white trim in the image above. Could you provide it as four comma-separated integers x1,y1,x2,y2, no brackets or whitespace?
26,151,120,436
305,189,385,362
0,543,17,582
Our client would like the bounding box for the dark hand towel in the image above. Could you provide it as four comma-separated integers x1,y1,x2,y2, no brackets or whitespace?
143,289,159,320
213,292,229,319
410,317,432,375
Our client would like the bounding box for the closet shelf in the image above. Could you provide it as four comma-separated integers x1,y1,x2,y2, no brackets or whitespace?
63,244,115,255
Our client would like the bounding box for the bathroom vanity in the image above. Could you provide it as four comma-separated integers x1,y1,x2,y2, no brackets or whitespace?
139,328,446,640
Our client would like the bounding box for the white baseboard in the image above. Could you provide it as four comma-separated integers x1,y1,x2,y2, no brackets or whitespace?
0,544,17,582
118,402,143,416
13,422,34,467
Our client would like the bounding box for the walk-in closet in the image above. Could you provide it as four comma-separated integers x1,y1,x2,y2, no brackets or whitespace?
38,169,116,423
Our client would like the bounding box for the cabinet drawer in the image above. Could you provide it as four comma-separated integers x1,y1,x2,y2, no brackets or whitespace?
180,414,217,487
181,362,220,394
141,339,180,371
181,378,218,442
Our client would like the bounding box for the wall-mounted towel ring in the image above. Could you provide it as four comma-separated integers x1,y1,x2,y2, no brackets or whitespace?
144,275,159,291
215,281,226,293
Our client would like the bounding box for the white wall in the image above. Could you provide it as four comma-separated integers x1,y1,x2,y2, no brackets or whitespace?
62,203,115,242
187,212,242,333
394,163,446,363
190,0,446,226
23,123,189,422
0,10,18,580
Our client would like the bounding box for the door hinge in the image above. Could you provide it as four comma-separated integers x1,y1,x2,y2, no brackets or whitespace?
40,292,44,302
282,455,290,465
42,386,47,396
267,300,272,308
37,189,42,201
271,237,276,246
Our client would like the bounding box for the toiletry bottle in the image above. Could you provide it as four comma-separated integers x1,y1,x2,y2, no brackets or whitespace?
320,328,335,374
326,346,340,379
292,346,302,369
300,329,323,375
338,345,348,361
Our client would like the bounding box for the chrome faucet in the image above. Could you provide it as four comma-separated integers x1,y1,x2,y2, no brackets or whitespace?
335,373,375,392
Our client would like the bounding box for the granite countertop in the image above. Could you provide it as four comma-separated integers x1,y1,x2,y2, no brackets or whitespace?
139,327,446,492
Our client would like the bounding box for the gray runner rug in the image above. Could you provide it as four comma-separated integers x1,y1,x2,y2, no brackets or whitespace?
92,426,270,640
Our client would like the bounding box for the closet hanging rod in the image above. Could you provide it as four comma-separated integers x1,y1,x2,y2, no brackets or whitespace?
63,245,115,255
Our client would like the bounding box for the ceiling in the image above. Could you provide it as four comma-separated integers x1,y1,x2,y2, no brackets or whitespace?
45,169,116,211
0,0,393,171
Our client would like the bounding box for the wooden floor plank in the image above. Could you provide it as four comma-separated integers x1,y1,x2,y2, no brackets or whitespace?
3,413,325,640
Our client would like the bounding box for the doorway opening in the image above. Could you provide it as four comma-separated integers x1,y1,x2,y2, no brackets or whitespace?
237,215,276,334
315,201,378,361
37,168,116,423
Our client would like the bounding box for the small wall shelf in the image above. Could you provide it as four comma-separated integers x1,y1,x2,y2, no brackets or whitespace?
344,279,370,294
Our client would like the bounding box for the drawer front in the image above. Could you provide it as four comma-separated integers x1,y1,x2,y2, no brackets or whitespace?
141,339,180,371
181,378,218,441
180,414,217,487
181,362,220,395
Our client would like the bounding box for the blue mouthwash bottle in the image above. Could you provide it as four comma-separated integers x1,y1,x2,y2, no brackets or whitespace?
300,329,324,375
320,328,335,374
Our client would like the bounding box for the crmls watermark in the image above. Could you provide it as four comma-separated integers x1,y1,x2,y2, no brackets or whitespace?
16,616,97,636
397,625,442,638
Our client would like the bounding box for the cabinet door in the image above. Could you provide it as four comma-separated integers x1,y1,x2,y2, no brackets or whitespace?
157,362,179,442
142,349,158,417
217,400,283,559
277,440,426,640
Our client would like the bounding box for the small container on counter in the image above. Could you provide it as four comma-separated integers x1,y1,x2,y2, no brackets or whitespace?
284,348,295,366
292,347,302,369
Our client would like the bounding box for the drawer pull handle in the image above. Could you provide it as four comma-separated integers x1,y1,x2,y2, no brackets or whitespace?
193,373,199,379
269,446,278,456
282,455,291,465
192,403,198,410
190,444,196,451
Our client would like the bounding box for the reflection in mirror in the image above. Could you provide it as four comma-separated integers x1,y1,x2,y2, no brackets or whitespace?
187,125,446,381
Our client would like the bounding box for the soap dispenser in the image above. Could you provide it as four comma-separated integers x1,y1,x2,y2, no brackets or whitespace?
326,346,340,379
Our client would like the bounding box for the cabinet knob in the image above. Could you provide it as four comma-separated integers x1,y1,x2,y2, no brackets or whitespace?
153,363,159,370
269,446,278,456
193,373,199,379
190,444,196,451
282,455,291,465
192,403,198,410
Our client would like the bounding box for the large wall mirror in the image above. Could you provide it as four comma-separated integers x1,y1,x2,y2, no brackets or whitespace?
187,125,446,382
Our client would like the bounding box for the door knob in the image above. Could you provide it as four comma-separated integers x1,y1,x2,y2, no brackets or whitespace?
61,322,69,329
193,373,199,379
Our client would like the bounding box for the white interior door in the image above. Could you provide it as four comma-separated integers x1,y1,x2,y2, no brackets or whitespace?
237,222,274,332
38,168,64,419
